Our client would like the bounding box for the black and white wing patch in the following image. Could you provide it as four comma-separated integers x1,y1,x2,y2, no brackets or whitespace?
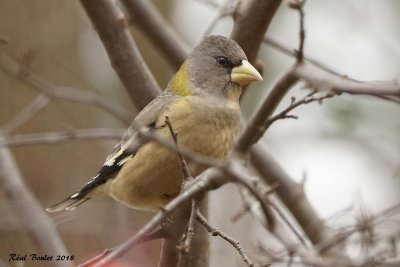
46,149,134,212
46,121,158,212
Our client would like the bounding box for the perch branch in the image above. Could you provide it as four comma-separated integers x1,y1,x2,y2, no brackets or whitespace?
92,167,229,267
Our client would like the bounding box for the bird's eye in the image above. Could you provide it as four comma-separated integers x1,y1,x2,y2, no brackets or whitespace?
215,56,228,66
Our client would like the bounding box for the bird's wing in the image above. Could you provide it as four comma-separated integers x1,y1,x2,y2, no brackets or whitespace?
46,92,178,212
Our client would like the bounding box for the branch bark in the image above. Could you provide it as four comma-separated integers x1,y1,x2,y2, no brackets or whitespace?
230,0,282,63
294,63,400,98
0,134,71,267
0,128,124,147
121,0,190,70
236,67,299,153
80,0,161,110
92,168,229,267
250,145,331,247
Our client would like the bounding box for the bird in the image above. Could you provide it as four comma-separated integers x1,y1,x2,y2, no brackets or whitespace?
46,35,262,212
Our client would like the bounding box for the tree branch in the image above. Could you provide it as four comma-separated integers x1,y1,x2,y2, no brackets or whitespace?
0,53,132,124
235,67,300,153
1,93,50,135
121,0,190,69
91,168,229,267
294,63,400,99
80,0,161,110
196,212,255,267
0,128,124,148
250,145,342,256
0,133,71,267
230,0,282,63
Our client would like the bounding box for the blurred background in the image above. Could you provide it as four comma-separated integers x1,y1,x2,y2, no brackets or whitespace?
0,0,399,266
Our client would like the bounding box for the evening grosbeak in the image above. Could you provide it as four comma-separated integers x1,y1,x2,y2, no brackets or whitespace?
47,35,262,212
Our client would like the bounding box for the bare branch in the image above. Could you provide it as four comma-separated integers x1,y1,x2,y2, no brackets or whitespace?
265,90,339,129
80,0,161,110
196,212,255,267
263,35,346,77
230,0,282,63
165,116,192,183
236,68,299,153
288,0,306,62
250,145,342,256
93,168,229,267
158,116,198,267
0,128,124,148
0,53,132,124
121,0,190,69
1,93,50,135
294,63,400,99
0,133,70,267
180,200,198,254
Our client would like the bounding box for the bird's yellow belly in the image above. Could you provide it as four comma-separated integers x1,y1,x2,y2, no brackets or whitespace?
108,122,238,211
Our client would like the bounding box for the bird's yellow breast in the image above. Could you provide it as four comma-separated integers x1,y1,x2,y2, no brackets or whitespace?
107,97,241,211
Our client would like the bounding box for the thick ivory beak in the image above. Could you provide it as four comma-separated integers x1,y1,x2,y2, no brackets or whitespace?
230,60,263,85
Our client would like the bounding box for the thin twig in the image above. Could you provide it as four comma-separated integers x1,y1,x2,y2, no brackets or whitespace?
0,128,124,148
231,204,250,223
92,168,229,267
196,211,255,267
265,90,339,129
164,116,192,183
288,0,306,62
235,67,299,153
179,200,198,254
164,116,198,257
0,133,71,267
1,93,50,135
263,35,346,77
0,53,132,124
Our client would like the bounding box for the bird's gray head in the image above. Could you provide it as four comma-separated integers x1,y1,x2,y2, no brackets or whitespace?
168,35,262,100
